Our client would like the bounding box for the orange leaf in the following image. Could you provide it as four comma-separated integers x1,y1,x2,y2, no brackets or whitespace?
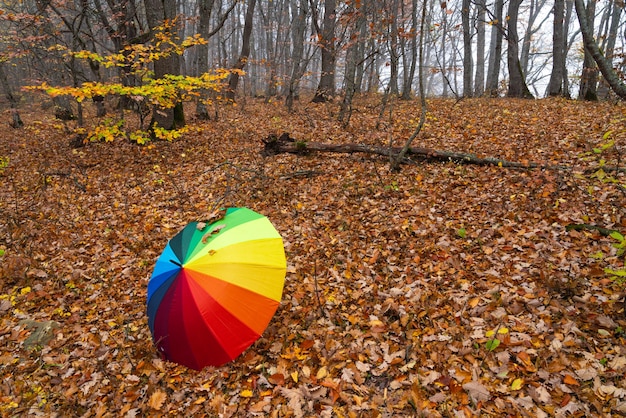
300,339,314,350
368,249,380,264
563,374,579,386
268,373,285,386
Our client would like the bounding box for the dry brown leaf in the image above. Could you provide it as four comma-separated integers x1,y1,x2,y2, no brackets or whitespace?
462,381,491,402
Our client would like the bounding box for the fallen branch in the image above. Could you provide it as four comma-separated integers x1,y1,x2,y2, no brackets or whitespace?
565,223,620,237
279,170,323,180
583,165,626,174
262,133,552,169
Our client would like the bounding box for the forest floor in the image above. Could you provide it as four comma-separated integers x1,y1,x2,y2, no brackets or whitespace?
1,95,626,417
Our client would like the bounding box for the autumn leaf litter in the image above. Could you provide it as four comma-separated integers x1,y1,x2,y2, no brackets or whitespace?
0,97,625,416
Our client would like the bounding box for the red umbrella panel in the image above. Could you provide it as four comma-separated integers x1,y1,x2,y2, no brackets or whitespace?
147,208,286,370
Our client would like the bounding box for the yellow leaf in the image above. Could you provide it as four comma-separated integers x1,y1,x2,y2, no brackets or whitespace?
290,370,299,383
240,389,253,398
148,390,166,410
497,327,509,334
511,378,523,390
316,366,328,380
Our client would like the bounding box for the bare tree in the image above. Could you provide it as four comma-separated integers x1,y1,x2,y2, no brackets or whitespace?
506,0,534,98
0,61,23,128
400,0,418,100
225,0,257,101
485,0,504,96
144,0,184,129
597,0,623,98
575,0,626,99
520,0,549,75
339,1,366,125
547,0,566,96
474,0,486,96
195,0,237,119
311,0,337,102
461,0,473,97
578,0,598,100
392,0,428,171
386,0,401,96
286,0,310,112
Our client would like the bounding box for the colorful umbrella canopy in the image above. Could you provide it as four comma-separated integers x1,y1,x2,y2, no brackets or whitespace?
147,207,286,370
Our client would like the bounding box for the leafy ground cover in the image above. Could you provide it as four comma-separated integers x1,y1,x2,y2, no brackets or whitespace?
0,96,625,417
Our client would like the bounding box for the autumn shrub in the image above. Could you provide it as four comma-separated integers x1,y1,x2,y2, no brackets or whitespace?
26,20,234,145
605,231,626,284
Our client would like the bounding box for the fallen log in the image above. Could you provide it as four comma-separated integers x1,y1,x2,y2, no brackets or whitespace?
262,132,547,169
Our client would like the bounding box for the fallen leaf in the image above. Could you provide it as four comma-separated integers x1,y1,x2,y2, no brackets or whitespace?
148,390,166,410
462,381,491,402
201,224,226,243
268,373,285,385
511,378,523,391
563,374,579,386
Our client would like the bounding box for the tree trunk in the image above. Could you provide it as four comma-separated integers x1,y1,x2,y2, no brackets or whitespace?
578,0,598,100
400,0,418,100
506,0,534,98
354,9,369,93
194,0,214,119
387,0,400,96
312,0,337,102
225,0,256,101
597,0,622,98
0,62,23,128
485,0,504,96
259,0,280,99
474,0,486,96
144,0,184,130
92,0,143,110
562,0,575,97
520,0,547,76
338,2,366,125
547,0,565,96
286,0,309,112
575,0,626,99
462,0,473,97
440,1,449,97
602,0,622,61
195,0,235,119
391,0,428,171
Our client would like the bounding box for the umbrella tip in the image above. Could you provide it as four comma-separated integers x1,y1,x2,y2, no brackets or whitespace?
169,259,182,267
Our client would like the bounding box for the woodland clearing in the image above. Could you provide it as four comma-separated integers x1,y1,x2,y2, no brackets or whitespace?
0,96,625,417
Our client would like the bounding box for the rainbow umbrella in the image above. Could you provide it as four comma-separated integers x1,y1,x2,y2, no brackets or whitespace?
147,207,286,370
